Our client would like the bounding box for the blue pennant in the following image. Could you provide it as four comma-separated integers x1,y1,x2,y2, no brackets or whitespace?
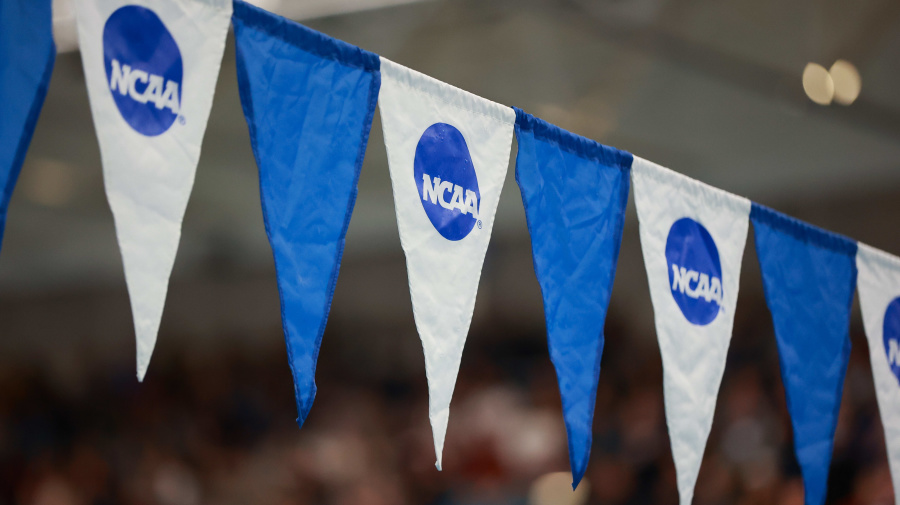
751,203,857,505
0,0,55,251
233,0,381,426
514,108,632,489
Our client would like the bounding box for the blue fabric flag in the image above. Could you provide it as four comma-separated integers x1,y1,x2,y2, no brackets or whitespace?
514,108,632,488
751,203,857,505
233,0,380,426
0,0,55,251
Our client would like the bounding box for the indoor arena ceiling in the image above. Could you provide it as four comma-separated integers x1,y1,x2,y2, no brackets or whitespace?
2,0,899,300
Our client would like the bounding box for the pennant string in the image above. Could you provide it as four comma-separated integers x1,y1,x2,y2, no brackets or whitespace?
749,203,857,255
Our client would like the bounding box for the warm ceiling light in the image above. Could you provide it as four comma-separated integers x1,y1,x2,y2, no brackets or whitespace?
23,158,76,207
829,59,862,105
802,63,834,105
528,472,590,505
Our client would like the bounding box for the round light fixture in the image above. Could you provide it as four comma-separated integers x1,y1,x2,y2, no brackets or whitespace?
528,472,590,505
829,59,861,105
802,63,834,105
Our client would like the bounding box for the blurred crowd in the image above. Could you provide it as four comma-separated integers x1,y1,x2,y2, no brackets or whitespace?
0,297,895,505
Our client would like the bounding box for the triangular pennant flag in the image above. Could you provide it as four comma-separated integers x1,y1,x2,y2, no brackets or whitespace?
632,157,750,505
751,203,857,505
378,58,515,469
855,244,900,504
514,108,631,489
73,0,232,380
232,1,381,427
0,0,55,251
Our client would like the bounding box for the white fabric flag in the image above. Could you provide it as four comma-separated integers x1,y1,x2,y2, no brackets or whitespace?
857,243,900,505
73,0,231,381
378,58,515,470
632,157,750,504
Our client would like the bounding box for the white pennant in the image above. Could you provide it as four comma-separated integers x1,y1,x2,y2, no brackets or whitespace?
378,58,514,469
73,0,232,381
632,157,750,504
857,243,900,505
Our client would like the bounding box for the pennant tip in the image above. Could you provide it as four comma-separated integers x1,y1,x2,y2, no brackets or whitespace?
567,444,589,492
295,401,313,429
135,333,157,385
571,470,584,491
136,357,149,383
429,408,449,473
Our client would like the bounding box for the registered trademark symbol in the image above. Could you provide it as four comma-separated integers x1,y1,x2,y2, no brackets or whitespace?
477,220,482,229
178,116,186,125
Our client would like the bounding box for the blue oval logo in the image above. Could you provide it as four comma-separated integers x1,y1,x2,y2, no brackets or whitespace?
665,218,722,325
414,123,480,241
883,297,900,385
103,5,183,136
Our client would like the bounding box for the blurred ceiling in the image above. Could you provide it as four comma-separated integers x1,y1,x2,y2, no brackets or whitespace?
1,0,899,355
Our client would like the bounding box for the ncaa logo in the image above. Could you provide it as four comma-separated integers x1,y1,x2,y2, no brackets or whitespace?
665,218,723,326
883,297,900,385
103,5,183,136
414,123,481,241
